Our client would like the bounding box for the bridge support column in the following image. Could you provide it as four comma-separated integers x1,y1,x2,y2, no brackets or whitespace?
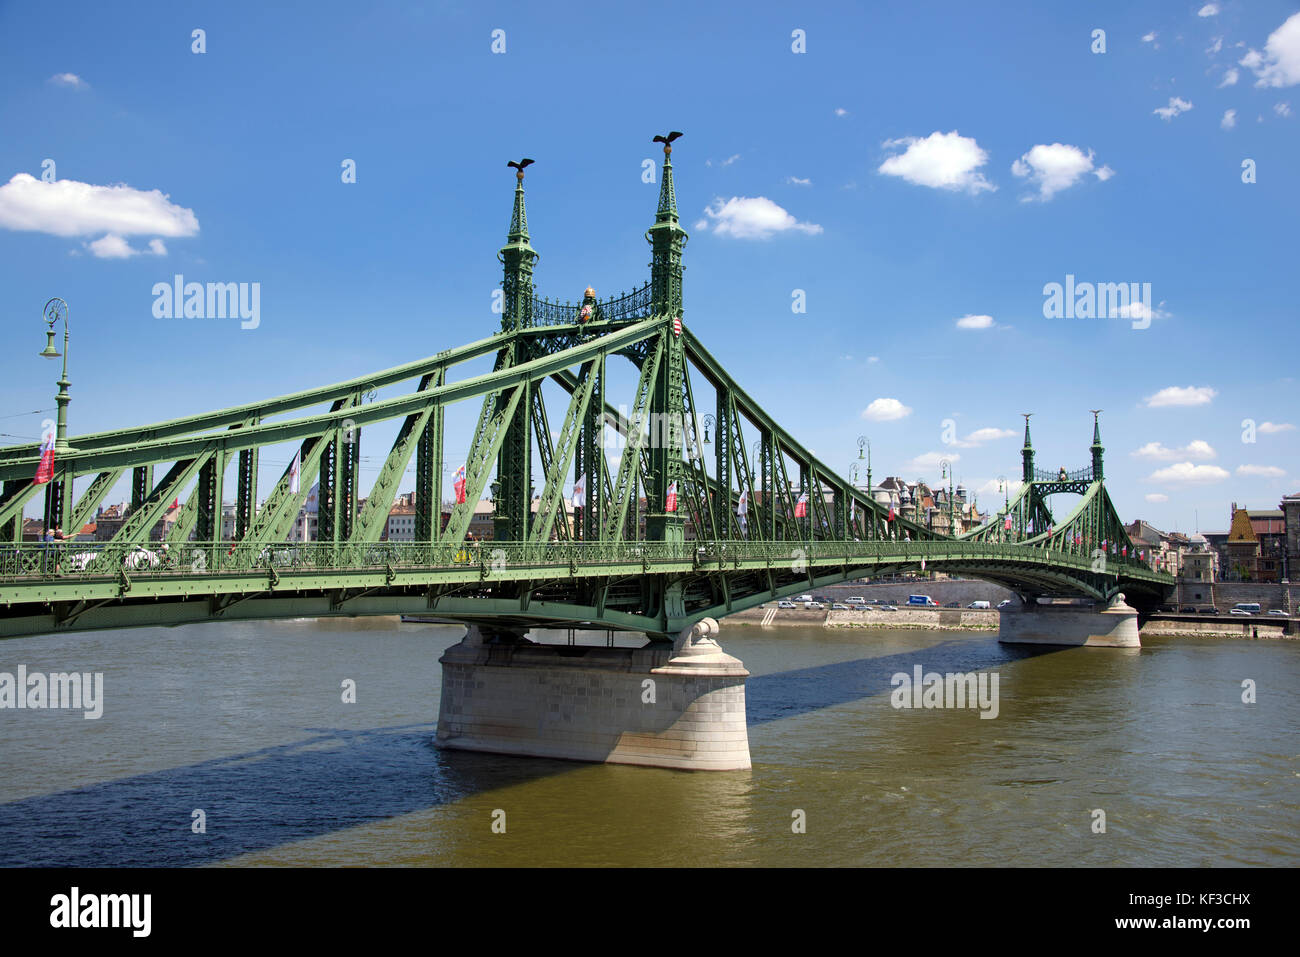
435,617,751,770
998,593,1140,648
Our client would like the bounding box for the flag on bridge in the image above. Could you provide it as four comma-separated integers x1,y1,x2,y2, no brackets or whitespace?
572,473,586,508
794,492,807,518
1047,524,1053,537
887,505,895,522
737,488,749,531
34,429,55,485
665,480,678,512
1004,515,1012,531
289,451,301,495
454,465,467,505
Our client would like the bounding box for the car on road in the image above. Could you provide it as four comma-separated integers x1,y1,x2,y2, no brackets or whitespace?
967,600,991,609
943,601,961,608
1267,609,1289,616
878,604,898,611
831,603,851,610
777,600,797,609
1230,608,1253,616
1199,607,1220,615
997,599,1014,609
804,601,824,610
1179,606,1197,613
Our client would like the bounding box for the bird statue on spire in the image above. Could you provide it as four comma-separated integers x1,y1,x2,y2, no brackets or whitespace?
507,158,534,181
652,131,683,155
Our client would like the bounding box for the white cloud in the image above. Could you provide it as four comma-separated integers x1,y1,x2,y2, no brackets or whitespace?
909,451,959,471
955,313,994,329
1276,101,1293,117
1237,464,1285,477
1240,12,1300,87
1144,385,1217,407
49,72,87,90
1010,143,1110,201
1198,3,1220,17
1208,37,1224,55
1142,32,1158,44
1132,440,1216,461
0,173,199,240
1258,421,1296,433
147,238,167,255
1154,96,1194,120
834,107,849,117
949,427,1017,448
1145,493,1169,503
878,131,996,195
1221,108,1238,129
1147,462,1231,484
867,356,880,364
786,176,811,186
1114,299,1169,322
861,398,912,421
1219,68,1239,87
696,196,822,239
721,154,740,167
86,234,135,259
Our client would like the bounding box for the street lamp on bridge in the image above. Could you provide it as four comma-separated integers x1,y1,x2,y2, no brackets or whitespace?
38,298,72,454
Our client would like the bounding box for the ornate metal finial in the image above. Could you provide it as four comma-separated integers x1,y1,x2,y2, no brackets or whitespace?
647,130,687,317
500,158,538,332
652,131,683,156
1090,409,1105,481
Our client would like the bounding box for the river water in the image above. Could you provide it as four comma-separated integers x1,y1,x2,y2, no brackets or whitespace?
0,618,1295,867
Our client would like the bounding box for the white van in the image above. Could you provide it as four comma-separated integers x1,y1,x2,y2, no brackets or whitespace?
795,594,814,603
967,600,991,610
845,597,867,605
1231,602,1261,615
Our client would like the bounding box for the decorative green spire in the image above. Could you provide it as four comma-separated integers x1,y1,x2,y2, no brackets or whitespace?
1021,413,1035,484
647,131,688,318
1090,409,1105,482
499,158,538,331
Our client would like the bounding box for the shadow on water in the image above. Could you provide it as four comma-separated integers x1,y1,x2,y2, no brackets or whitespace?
745,636,1060,724
0,638,1064,866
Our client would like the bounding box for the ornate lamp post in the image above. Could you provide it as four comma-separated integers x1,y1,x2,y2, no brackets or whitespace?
38,298,74,543
857,435,872,494
940,458,954,537
702,413,715,445
997,475,1008,543
38,298,71,454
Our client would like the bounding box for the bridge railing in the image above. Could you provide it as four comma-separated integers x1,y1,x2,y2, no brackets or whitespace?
0,537,1170,584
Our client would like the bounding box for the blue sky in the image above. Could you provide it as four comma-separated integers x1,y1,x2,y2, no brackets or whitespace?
1,0,1297,533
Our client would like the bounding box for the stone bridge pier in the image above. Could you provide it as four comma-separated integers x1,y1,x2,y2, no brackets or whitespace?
435,618,752,770
998,593,1141,648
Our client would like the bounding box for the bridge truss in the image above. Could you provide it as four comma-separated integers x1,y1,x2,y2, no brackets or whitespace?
0,139,1173,639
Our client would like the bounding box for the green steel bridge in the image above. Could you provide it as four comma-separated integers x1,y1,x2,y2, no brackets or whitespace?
0,136,1173,641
